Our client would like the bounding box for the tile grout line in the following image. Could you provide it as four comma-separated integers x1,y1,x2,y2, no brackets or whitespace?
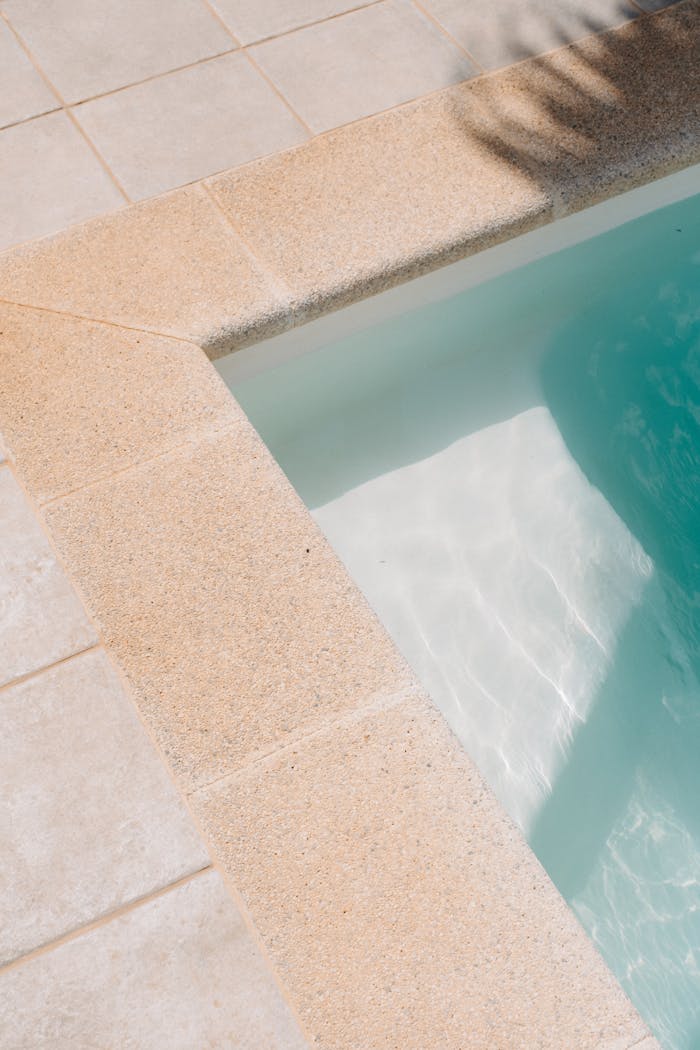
410,0,486,73
0,636,101,699
0,10,131,204
0,866,213,977
0,295,200,345
189,683,419,797
199,0,315,138
37,417,241,509
199,181,298,304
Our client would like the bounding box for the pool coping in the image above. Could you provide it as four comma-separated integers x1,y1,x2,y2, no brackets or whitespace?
0,3,697,1045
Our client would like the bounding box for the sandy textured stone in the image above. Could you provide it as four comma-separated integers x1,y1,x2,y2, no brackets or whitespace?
0,870,308,1050
251,0,477,134
207,85,553,320
191,692,652,1049
207,1,698,325
0,302,243,503
0,184,291,353
0,466,96,687
43,425,415,791
0,648,209,964
457,1,700,212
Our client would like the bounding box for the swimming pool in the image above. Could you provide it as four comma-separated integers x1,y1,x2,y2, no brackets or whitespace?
219,178,700,1049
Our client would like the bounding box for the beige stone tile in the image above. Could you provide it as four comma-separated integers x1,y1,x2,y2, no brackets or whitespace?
208,85,553,313
419,0,638,71
0,111,123,251
0,466,96,687
191,692,649,1049
456,1,700,211
0,302,244,503
0,649,209,964
42,426,415,791
2,0,233,104
0,185,291,352
251,0,477,134
0,18,57,129
74,52,308,201
0,870,308,1049
210,0,376,44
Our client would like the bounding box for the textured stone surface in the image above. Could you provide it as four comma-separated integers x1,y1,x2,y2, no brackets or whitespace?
0,18,57,130
208,86,552,318
0,648,209,964
1,0,233,104
0,466,96,686
419,0,638,70
43,425,415,791
74,52,307,201
0,185,291,352
458,1,700,211
191,693,652,1049
209,0,374,44
0,111,123,251
0,870,309,1049
251,0,477,134
0,302,242,502
207,1,699,324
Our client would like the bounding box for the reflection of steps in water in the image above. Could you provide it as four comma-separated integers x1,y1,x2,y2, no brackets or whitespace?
314,404,652,834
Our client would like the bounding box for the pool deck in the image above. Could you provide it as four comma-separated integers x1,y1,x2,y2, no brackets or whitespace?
0,1,698,1045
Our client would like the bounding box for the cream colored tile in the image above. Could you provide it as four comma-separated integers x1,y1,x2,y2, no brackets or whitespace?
210,0,375,44
191,693,649,1049
74,52,307,201
0,18,57,129
251,0,477,133
0,111,123,251
0,870,308,1049
0,185,291,353
42,426,415,792
0,466,96,687
0,649,209,964
420,0,638,70
0,302,243,503
2,0,233,104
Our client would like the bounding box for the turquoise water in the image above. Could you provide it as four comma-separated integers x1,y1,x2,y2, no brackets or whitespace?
229,193,700,1049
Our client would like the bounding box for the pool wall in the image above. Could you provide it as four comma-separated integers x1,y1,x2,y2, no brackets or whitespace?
0,4,697,1046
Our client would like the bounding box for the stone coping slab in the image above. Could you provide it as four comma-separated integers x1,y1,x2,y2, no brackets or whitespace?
1,4,696,1046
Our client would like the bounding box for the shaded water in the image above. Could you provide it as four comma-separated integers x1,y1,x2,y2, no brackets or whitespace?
230,193,700,1049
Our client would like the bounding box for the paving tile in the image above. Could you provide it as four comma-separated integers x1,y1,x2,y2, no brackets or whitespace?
1,0,233,104
0,870,308,1049
0,111,123,251
0,185,291,352
74,52,307,201
0,649,209,964
0,18,57,129
208,85,553,313
419,0,638,70
0,302,244,503
251,0,478,134
0,466,96,687
42,426,415,792
191,693,649,1050
209,0,376,44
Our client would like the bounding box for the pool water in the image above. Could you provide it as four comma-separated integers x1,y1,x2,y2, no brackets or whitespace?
229,192,700,1050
